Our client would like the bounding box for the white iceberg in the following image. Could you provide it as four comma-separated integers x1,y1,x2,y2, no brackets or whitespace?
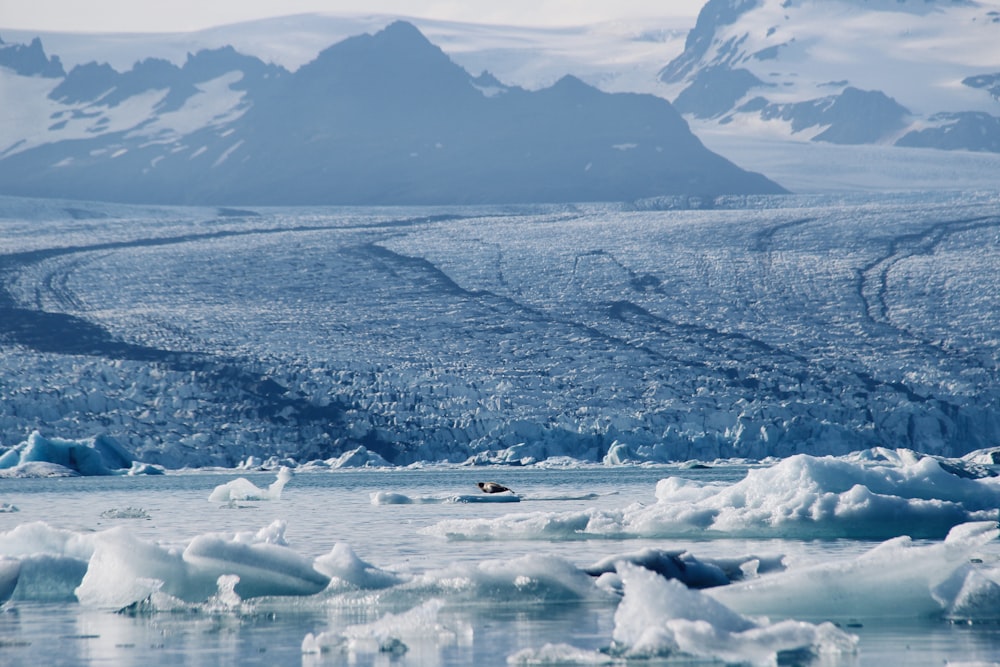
183,531,329,599
610,563,857,663
709,521,1000,621
74,519,329,607
313,542,404,590
208,466,292,502
425,450,1000,541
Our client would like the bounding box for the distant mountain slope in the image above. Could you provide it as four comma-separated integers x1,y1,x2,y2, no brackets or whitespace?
661,0,1000,152
0,21,785,205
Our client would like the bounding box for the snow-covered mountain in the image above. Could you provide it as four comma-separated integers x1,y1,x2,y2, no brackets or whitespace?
4,5,1000,198
0,13,691,92
0,21,783,205
662,0,1000,152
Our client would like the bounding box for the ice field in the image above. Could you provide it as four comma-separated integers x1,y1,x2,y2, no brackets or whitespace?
1,189,999,469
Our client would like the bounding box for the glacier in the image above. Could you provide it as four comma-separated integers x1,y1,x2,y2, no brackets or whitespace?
1,190,998,469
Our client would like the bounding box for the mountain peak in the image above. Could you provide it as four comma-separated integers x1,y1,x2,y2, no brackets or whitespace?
377,20,432,44
0,35,65,78
292,20,474,102
310,19,445,64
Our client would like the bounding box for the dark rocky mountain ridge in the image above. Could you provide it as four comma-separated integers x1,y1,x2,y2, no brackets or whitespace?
0,21,785,205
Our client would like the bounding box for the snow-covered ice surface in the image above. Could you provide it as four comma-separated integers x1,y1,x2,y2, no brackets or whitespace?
1,188,998,468
1,464,1000,666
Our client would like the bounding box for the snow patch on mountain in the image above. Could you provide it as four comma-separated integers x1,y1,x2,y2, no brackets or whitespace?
661,0,1000,152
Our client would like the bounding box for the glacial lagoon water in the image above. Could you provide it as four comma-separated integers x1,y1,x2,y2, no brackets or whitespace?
2,465,999,666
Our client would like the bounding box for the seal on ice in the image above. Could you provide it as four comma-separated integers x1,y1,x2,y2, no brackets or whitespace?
477,481,512,494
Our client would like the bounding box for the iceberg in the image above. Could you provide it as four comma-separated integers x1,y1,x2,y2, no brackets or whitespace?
313,542,403,590
74,526,185,608
425,450,1000,541
409,554,605,606
327,445,391,468
208,466,292,502
612,564,857,663
302,598,471,657
511,564,858,665
630,452,1000,539
0,558,19,604
183,532,330,599
0,431,132,476
708,521,1000,621
370,490,521,505
75,519,329,607
583,547,785,591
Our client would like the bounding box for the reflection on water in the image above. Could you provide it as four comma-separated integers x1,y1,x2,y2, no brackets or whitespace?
4,601,1000,667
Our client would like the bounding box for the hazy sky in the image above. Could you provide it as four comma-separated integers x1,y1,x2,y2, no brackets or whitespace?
0,1,705,33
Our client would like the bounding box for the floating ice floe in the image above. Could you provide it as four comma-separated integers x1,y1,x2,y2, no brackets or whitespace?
612,563,858,663
964,447,1000,466
508,563,859,665
1,513,999,649
0,431,132,476
74,519,329,607
584,547,786,591
314,543,404,590
424,450,1000,541
0,518,344,608
99,507,151,520
183,534,329,599
302,598,472,657
208,466,292,502
371,490,520,505
708,520,1000,622
409,553,604,605
370,487,609,505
